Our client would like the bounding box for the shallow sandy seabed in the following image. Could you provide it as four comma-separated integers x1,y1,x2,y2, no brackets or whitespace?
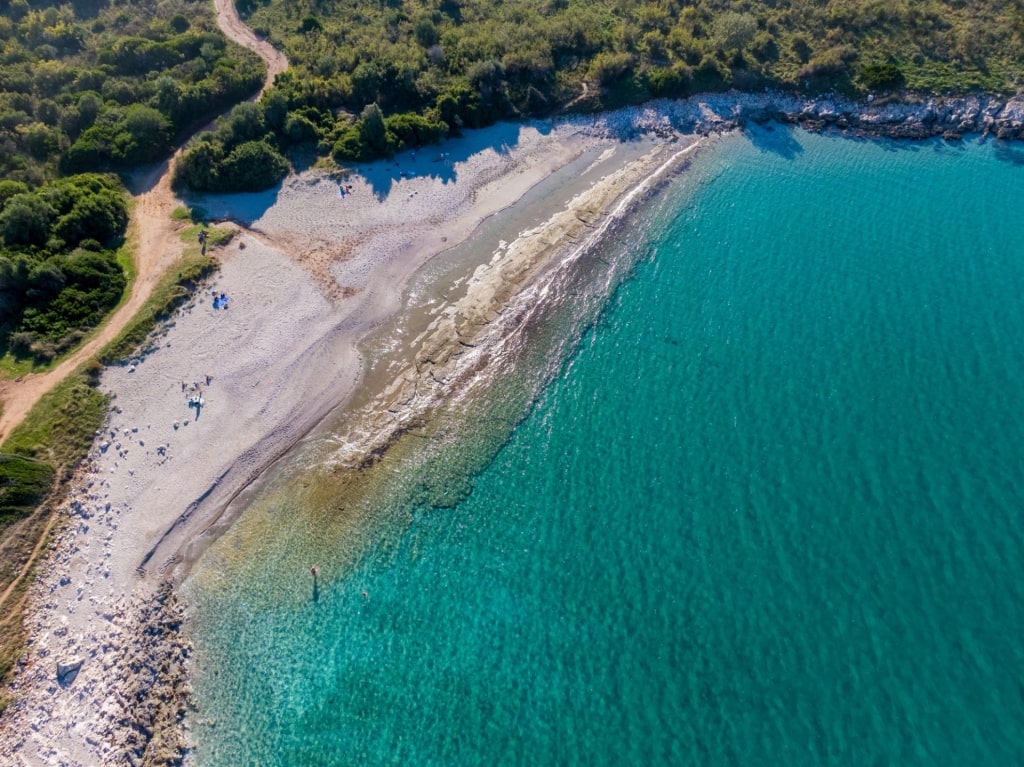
0,108,693,766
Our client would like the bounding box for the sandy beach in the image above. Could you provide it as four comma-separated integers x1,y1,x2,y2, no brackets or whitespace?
0,106,705,765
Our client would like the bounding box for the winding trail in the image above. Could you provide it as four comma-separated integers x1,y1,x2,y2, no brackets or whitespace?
0,0,288,446
214,0,288,90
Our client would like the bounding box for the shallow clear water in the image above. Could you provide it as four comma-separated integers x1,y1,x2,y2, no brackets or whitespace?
185,128,1024,765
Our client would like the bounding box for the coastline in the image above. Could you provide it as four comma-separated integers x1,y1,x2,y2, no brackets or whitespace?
0,89,1022,765
0,110,700,766
656,89,1024,141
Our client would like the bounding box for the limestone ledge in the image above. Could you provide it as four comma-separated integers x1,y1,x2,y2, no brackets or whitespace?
325,138,701,471
607,90,1024,142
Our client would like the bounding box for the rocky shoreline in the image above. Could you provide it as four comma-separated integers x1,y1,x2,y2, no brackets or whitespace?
3,539,192,767
99,584,191,767
756,91,1024,141
629,89,1024,142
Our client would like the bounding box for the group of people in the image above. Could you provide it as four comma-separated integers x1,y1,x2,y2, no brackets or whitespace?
181,375,214,415
180,377,211,393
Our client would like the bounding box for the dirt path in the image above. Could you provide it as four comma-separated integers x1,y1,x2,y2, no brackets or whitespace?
215,0,288,92
0,3,288,446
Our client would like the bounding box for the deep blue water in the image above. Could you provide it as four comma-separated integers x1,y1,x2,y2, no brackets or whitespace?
185,128,1024,765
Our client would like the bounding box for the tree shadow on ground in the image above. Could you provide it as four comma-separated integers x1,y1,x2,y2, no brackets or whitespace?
186,183,285,228
359,121,528,202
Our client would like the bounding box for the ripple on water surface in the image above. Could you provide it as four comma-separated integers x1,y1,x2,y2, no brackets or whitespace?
185,128,1024,766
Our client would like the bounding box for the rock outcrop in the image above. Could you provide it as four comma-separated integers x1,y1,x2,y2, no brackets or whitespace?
653,91,1024,142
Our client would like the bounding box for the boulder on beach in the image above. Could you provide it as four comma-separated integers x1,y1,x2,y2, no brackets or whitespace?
57,657,83,686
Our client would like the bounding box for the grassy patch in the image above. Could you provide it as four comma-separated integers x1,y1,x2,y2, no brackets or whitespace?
0,517,49,711
171,205,210,223
117,203,140,287
0,354,44,380
0,456,55,531
179,224,235,249
312,156,343,172
2,373,109,473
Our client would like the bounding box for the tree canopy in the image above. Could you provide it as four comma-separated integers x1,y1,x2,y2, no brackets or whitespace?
206,0,1024,169
0,0,265,185
0,173,129,362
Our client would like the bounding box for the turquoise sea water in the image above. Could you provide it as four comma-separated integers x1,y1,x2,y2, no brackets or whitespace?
185,128,1024,765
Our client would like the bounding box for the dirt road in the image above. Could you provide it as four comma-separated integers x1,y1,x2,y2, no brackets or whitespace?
215,0,288,94
0,3,288,446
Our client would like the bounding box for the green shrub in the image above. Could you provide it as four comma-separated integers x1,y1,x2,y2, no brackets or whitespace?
0,182,29,210
0,194,53,247
174,140,222,191
588,52,635,87
384,112,447,151
859,62,905,91
175,101,290,192
218,140,290,191
646,66,690,98
332,128,366,162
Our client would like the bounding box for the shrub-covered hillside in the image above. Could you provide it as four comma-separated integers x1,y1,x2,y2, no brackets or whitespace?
0,173,128,362
250,0,1024,104
0,0,264,186
222,0,1024,167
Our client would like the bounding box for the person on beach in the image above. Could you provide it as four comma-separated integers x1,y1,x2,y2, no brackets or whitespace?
310,566,318,578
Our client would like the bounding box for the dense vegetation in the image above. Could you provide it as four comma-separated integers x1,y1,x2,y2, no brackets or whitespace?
0,173,128,362
173,101,291,191
0,0,264,185
215,0,1024,167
